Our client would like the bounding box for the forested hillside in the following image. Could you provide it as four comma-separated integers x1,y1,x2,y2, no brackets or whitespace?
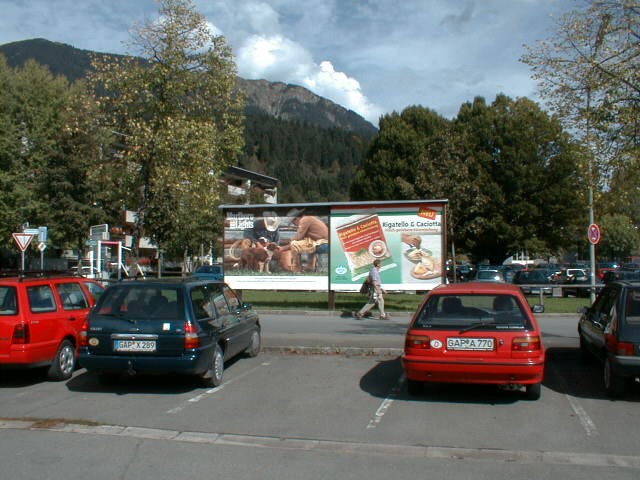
0,38,376,203
242,114,370,202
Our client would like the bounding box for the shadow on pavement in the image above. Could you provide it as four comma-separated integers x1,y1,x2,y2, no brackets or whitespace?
359,356,520,405
544,346,640,402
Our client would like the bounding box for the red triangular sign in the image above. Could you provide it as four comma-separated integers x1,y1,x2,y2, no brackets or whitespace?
13,233,35,252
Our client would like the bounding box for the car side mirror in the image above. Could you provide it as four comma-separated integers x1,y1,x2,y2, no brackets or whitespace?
532,304,544,314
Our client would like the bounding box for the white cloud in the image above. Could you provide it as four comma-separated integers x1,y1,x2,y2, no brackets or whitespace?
235,33,382,123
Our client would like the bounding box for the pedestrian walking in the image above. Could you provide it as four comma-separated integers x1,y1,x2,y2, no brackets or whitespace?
354,259,390,319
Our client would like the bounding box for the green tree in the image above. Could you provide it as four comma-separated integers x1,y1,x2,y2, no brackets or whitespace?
522,0,640,230
0,56,106,254
87,0,244,258
455,96,585,263
599,213,640,259
350,97,584,264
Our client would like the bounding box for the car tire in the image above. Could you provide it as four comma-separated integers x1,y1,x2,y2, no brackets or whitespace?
407,379,423,395
244,329,261,358
47,340,76,381
604,356,624,398
525,383,541,400
200,344,224,388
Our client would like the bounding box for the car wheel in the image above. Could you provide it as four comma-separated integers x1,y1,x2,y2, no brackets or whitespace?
200,344,224,388
244,329,261,358
407,379,423,395
604,356,624,398
47,340,76,381
525,383,541,400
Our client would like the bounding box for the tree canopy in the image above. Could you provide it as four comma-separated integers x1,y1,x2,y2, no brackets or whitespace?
86,0,244,258
350,96,585,264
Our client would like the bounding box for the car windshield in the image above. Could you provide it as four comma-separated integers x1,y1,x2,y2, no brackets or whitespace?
625,289,640,325
95,285,185,321
414,294,531,330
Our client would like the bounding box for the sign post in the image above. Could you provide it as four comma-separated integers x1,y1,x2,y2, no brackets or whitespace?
13,233,35,271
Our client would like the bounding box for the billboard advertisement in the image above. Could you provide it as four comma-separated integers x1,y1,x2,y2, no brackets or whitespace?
329,202,446,291
223,206,330,290
221,200,446,292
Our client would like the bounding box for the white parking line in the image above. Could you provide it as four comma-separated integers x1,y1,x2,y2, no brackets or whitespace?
550,363,598,437
166,360,272,414
366,373,405,429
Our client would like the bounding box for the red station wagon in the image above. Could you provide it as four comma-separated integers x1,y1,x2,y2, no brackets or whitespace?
0,274,104,380
402,282,546,400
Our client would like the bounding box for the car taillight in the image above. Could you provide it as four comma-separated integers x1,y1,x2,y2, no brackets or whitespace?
184,321,200,349
79,319,89,347
405,334,431,350
512,336,541,352
12,323,30,344
607,335,635,356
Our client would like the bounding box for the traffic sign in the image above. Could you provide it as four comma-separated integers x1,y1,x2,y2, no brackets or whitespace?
38,242,47,252
13,233,35,252
588,223,601,245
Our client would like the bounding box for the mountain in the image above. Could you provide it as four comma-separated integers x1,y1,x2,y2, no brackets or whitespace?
0,38,377,137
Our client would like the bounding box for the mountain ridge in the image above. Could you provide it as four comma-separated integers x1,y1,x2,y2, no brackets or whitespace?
0,38,377,137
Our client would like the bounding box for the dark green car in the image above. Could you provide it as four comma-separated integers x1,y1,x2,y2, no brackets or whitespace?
79,278,261,386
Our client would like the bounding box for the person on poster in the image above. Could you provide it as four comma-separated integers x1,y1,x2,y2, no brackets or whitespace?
243,211,281,245
281,208,328,272
354,259,389,320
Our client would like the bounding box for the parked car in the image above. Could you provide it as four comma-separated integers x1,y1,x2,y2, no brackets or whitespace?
402,282,545,400
596,262,620,281
559,268,592,298
474,269,505,283
79,278,260,386
511,269,555,295
0,274,104,380
578,280,640,397
192,264,224,281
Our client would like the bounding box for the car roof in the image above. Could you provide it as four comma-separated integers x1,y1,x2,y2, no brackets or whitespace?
0,274,98,285
431,282,523,295
108,278,224,288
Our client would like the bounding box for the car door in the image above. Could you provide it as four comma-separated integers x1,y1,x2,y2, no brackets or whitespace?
24,282,65,364
222,284,256,354
582,285,619,356
190,283,240,359
55,281,93,341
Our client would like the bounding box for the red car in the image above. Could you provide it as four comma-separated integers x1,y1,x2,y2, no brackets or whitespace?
402,282,546,400
0,274,104,380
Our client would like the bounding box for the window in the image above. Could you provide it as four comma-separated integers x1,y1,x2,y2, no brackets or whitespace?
223,285,241,311
57,283,89,310
0,287,17,315
415,294,528,329
27,285,57,313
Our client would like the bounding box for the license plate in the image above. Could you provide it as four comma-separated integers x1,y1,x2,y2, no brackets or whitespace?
114,340,156,352
447,337,494,351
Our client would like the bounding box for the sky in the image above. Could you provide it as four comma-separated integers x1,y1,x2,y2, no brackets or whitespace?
0,0,580,125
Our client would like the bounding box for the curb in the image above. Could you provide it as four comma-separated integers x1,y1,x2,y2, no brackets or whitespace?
261,345,403,357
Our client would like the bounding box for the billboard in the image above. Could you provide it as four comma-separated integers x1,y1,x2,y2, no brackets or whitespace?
221,200,446,292
330,202,446,291
223,206,330,290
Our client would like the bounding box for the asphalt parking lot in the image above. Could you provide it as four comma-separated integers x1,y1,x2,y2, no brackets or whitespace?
1,312,639,479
